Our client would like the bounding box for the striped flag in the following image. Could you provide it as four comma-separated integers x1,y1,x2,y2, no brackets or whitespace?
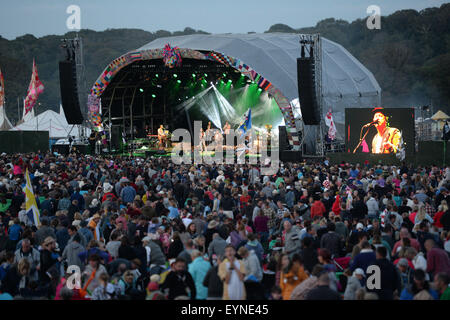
325,109,337,140
24,59,44,115
24,168,40,226
0,67,4,106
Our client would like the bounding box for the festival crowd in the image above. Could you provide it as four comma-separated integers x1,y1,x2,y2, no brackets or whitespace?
0,151,449,300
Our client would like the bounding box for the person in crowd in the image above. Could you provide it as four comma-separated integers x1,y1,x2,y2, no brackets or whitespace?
400,269,439,300
161,258,196,300
218,244,246,300
237,246,263,282
279,253,308,300
0,151,449,301
305,272,341,300
188,249,210,300
344,268,365,300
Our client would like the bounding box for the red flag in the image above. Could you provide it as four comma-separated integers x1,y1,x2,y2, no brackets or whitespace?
0,68,4,106
325,109,337,140
24,59,44,115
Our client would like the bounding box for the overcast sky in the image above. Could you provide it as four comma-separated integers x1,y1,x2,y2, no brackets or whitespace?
0,0,447,39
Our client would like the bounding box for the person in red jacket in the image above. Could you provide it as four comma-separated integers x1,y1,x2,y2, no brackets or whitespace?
331,194,341,216
311,195,326,219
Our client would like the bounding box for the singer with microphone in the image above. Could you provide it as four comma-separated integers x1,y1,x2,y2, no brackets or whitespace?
353,108,402,154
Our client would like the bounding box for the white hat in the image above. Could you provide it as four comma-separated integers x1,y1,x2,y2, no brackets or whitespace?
353,268,365,276
90,199,99,207
356,223,364,230
103,183,113,193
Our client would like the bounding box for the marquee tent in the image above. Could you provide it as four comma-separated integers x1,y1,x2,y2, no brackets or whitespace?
11,107,90,138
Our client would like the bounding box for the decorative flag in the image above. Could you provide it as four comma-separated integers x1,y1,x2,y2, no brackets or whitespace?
24,168,40,226
380,208,388,229
322,178,330,190
163,44,182,69
24,59,44,115
0,68,4,106
325,109,337,140
238,108,252,137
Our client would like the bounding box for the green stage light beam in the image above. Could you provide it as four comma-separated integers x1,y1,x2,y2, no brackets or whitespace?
177,80,181,84
139,88,144,93
173,74,178,78
152,94,156,98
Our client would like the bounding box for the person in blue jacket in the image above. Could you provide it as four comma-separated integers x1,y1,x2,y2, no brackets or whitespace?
400,269,439,300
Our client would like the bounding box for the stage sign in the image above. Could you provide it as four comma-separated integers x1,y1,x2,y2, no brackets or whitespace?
345,107,415,156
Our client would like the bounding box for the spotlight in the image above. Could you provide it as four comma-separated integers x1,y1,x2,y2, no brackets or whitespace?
192,73,196,78
152,94,156,98
173,74,178,78
223,73,226,77
258,88,262,92
139,88,144,93
247,79,252,83
155,74,159,78
241,74,245,77
228,79,232,83
204,74,208,77
177,80,181,84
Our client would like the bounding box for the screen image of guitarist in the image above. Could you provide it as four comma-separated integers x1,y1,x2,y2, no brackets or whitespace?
371,109,401,154
345,107,414,155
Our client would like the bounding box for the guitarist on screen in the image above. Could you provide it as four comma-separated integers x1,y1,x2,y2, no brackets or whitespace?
371,108,402,154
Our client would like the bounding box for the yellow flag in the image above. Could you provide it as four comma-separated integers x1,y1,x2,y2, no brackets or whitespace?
24,168,40,226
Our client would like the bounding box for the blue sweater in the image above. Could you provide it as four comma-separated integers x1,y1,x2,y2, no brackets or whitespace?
350,250,376,272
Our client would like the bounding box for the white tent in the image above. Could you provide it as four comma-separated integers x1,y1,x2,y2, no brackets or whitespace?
0,105,13,130
11,108,90,139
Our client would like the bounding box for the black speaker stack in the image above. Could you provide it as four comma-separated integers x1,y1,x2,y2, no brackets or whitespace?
59,60,84,124
297,57,320,125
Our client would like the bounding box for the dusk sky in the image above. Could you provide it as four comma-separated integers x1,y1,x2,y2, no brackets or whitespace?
0,0,447,39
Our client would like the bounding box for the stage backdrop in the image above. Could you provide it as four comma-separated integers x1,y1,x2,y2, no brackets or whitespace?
345,108,415,156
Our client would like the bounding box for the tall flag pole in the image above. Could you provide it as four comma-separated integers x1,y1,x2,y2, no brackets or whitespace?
23,59,44,116
24,168,40,227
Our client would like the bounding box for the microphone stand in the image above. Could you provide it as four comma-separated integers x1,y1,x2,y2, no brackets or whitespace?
353,125,372,153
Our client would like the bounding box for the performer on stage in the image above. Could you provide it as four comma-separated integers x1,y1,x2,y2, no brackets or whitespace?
198,127,207,152
89,131,97,154
223,121,231,135
158,124,167,149
371,108,402,154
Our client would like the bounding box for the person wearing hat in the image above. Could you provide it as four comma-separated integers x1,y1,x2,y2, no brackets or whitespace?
344,268,365,300
160,257,196,300
146,274,165,300
396,257,414,292
204,219,219,249
39,237,61,286
370,108,402,154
